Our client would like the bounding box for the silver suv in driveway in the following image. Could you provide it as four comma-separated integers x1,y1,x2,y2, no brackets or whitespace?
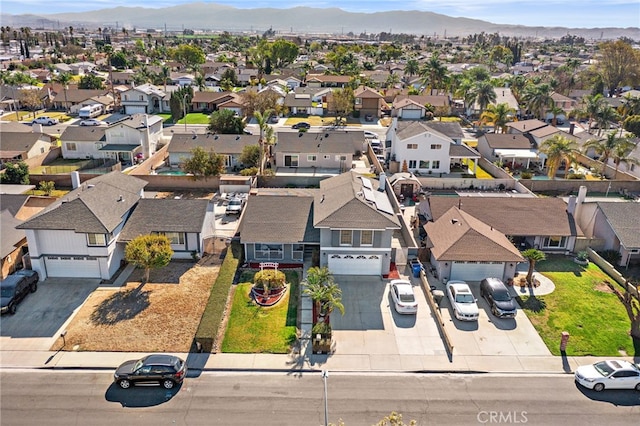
225,198,244,215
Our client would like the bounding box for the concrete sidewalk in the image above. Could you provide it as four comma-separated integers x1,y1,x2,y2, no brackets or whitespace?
1,347,628,375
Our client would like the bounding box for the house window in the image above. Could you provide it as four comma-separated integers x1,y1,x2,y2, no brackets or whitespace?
408,160,417,169
139,95,144,101
407,143,418,149
154,232,185,245
419,160,430,169
307,155,317,162
87,233,106,246
340,230,352,246
335,155,347,161
66,142,77,151
631,164,636,172
256,244,283,260
292,244,304,261
355,98,362,105
432,160,440,169
430,144,442,150
361,230,373,246
124,95,128,101
543,236,567,248
284,155,299,167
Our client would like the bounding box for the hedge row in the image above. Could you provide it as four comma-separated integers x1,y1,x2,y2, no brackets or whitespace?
193,241,243,353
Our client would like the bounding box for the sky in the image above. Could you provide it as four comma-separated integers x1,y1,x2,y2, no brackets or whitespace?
1,0,639,29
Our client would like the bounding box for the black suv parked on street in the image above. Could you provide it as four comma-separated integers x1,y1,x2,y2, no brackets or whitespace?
1,270,39,315
114,354,187,389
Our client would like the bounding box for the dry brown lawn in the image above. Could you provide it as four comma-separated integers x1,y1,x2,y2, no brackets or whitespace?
51,256,221,352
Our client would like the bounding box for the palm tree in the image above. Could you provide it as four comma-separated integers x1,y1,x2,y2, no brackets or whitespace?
523,83,554,120
468,81,496,117
54,72,73,113
420,56,448,92
302,266,345,324
582,132,620,175
539,135,579,178
610,138,640,178
253,108,274,175
480,103,515,133
194,73,206,92
404,59,419,84
582,94,604,134
595,105,619,136
103,44,115,105
159,65,170,93
521,249,546,286
548,105,564,127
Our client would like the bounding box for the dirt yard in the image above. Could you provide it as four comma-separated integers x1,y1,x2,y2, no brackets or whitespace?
51,255,222,352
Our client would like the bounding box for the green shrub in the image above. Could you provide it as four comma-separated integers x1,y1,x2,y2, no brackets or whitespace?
312,322,331,335
520,171,533,179
567,173,585,180
194,241,242,352
254,269,286,290
599,249,621,265
576,251,589,261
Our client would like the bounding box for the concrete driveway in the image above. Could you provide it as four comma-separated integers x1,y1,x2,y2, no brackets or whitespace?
0,278,101,351
434,279,551,357
330,276,447,358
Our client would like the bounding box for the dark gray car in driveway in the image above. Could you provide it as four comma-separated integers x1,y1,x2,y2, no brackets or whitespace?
1,270,38,315
480,277,517,318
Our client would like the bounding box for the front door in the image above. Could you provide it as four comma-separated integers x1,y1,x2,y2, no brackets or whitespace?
400,183,413,201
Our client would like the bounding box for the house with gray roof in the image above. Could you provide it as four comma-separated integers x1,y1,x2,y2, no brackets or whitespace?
119,199,214,259
17,172,147,280
59,126,108,160
591,202,640,268
0,132,53,163
274,131,359,172
104,113,164,162
239,172,401,276
120,83,168,115
167,133,260,170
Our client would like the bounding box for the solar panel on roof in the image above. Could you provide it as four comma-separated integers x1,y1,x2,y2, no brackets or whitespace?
361,177,373,190
362,186,376,202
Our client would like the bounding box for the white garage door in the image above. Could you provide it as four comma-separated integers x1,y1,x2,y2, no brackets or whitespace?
125,105,147,115
45,256,101,278
328,254,382,275
450,261,504,281
401,109,422,120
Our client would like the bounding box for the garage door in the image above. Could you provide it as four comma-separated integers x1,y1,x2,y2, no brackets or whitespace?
125,105,147,115
45,256,101,278
450,261,504,281
401,109,422,120
328,254,382,275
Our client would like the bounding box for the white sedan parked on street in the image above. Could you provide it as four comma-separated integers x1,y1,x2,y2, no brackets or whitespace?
445,280,479,321
389,279,418,314
79,118,105,126
32,116,58,126
575,360,640,391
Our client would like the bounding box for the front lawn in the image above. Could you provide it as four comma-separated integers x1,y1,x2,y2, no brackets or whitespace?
520,256,636,356
178,112,211,125
222,270,299,353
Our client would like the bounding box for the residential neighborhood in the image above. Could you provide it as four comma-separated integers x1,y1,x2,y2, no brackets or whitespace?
1,10,640,423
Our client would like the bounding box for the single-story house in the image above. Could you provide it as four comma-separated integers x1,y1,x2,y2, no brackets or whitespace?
274,131,358,172
119,199,214,259
167,132,260,170
0,132,53,163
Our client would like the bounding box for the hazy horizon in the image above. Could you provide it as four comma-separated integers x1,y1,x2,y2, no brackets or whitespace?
1,0,639,29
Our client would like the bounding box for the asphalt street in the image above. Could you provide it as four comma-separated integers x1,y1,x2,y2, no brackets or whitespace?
1,370,639,425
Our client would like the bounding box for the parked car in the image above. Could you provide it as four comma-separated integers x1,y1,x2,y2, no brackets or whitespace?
389,279,418,314
575,360,640,392
32,116,58,126
114,354,187,389
225,197,245,215
364,130,378,139
480,277,517,318
291,122,310,130
445,280,479,321
1,270,39,315
79,118,105,126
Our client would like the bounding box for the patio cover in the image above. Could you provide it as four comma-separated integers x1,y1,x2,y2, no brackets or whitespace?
99,144,140,152
495,148,538,168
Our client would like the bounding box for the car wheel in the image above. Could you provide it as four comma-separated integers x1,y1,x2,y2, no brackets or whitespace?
47,121,53,125
162,379,175,389
635,383,640,391
118,379,131,389
8,303,17,315
593,383,605,392
30,283,37,293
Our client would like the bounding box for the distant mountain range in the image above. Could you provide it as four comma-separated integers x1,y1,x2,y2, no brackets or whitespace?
2,3,639,40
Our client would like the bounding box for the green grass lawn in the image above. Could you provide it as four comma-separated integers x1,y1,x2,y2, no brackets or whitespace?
222,270,299,353
178,112,211,125
520,256,636,357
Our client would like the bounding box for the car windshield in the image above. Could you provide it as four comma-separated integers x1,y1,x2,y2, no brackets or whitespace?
229,199,242,206
1,287,15,297
593,361,615,376
493,290,512,302
399,293,415,303
455,293,475,303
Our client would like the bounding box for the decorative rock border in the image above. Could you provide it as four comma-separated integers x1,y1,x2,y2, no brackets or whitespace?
251,285,288,307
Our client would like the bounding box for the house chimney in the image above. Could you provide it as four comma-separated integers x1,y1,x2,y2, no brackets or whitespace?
574,186,588,220
567,195,577,215
379,172,386,192
71,171,81,189
569,123,575,135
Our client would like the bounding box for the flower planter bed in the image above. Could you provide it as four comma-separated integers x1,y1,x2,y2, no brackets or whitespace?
251,285,287,307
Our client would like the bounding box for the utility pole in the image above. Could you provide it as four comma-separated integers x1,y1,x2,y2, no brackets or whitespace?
322,370,329,426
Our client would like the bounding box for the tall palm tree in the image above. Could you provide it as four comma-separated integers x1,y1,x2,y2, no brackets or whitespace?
253,108,274,175
523,83,554,120
539,135,579,178
159,64,170,93
582,94,604,134
468,81,496,117
582,132,620,175
595,105,619,136
54,72,73,113
420,56,448,92
404,59,419,84
480,103,515,133
303,266,345,324
521,249,546,286
103,44,115,105
548,105,564,127
194,73,207,92
610,137,640,178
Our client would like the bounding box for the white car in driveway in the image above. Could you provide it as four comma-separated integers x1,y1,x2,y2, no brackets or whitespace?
32,116,58,126
389,279,418,314
575,360,640,392
445,280,479,321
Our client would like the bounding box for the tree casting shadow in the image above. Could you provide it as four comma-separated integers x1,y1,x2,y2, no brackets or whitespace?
91,287,151,325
